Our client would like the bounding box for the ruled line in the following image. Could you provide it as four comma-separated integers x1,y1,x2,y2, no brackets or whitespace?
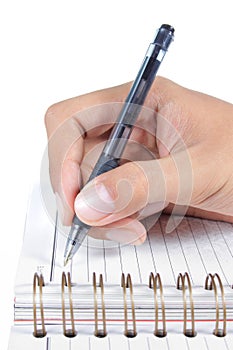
187,218,208,276
147,231,157,273
49,211,58,282
175,223,193,284
134,245,142,284
201,219,230,285
159,217,176,284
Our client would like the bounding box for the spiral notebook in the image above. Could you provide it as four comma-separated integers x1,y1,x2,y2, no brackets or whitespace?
8,184,233,350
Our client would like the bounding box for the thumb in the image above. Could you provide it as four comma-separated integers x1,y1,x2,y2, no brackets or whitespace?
74,155,188,226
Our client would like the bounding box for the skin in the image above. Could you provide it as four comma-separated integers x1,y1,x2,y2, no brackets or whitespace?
45,77,233,245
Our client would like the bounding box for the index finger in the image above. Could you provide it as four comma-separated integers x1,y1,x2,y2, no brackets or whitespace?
44,83,130,225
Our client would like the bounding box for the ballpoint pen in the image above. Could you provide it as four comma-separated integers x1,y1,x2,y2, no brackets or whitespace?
64,24,175,266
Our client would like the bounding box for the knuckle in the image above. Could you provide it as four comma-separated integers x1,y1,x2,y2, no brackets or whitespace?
149,75,175,111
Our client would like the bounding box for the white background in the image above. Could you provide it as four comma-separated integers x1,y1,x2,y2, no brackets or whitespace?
1,0,233,348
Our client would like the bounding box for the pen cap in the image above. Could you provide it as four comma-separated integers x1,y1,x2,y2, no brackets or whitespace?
153,24,174,51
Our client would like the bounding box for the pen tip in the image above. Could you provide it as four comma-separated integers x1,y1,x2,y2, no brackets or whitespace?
64,257,70,267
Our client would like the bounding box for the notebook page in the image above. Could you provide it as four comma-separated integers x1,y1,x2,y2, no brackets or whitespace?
14,184,60,288
9,183,233,350
14,184,233,287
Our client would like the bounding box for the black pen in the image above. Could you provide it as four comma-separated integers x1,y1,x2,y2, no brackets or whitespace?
64,24,175,266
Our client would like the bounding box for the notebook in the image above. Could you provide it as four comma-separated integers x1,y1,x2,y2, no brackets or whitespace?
8,182,233,350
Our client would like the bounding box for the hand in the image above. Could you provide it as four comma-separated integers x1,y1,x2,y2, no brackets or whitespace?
45,77,233,245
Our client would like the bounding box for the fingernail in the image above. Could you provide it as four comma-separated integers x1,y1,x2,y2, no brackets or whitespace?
74,182,115,222
55,192,65,223
105,228,145,245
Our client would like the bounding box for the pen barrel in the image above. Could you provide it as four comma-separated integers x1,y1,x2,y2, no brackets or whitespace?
88,155,120,181
87,24,174,183
65,24,174,262
105,24,174,130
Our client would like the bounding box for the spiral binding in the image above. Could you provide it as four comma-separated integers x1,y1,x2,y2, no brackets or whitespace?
205,273,227,337
93,272,107,337
33,273,46,338
32,271,230,339
61,272,77,338
121,273,137,337
176,272,196,337
149,273,166,337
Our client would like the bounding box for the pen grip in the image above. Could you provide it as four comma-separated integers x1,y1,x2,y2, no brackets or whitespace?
88,155,120,182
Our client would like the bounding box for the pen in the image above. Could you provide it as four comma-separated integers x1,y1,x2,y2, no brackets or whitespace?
64,24,175,266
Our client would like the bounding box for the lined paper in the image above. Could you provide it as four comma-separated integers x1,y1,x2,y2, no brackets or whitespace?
8,184,233,350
